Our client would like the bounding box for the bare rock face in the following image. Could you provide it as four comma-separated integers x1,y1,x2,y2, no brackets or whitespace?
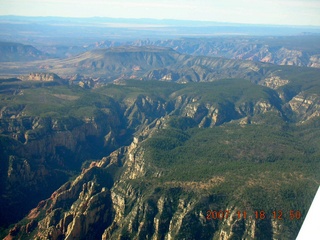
289,92,320,122
26,220,38,233
175,95,280,127
10,103,292,240
20,165,115,240
124,94,173,130
2,76,318,239
143,58,265,83
144,68,180,82
8,109,294,240
260,76,289,89
27,73,61,81
0,105,124,226
131,39,320,69
309,55,320,68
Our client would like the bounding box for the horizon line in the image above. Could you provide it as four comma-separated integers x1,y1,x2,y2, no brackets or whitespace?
1,15,320,28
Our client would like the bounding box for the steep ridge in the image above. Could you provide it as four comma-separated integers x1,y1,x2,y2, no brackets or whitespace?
0,83,130,226
86,36,320,68
38,36,320,68
2,36,320,69
49,46,180,80
0,42,47,62
0,47,319,239
6,113,319,239
130,37,320,68
37,47,320,87
144,56,272,83
1,79,320,239
1,46,320,87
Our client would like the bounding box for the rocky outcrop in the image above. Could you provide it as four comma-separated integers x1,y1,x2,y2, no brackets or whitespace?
7,124,290,240
171,93,281,127
119,85,282,132
129,38,320,69
34,169,114,240
260,76,289,89
52,46,180,80
142,56,275,84
3,147,125,239
2,45,320,86
144,68,180,82
309,55,320,68
124,95,174,131
27,73,61,81
1,77,318,239
0,107,125,226
288,92,320,122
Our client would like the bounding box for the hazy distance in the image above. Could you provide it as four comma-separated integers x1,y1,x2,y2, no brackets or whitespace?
1,0,320,26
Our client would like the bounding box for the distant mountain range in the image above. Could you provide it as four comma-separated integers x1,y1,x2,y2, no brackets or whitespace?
0,42,48,62
1,36,320,71
1,45,320,88
1,15,320,47
129,37,320,68
0,39,320,239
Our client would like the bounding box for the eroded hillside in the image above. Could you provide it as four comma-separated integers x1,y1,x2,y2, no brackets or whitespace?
1,45,320,86
0,76,320,239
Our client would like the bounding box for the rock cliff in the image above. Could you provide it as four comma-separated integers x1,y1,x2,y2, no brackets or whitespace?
0,103,126,226
1,76,319,239
129,37,320,69
27,73,61,82
6,112,310,239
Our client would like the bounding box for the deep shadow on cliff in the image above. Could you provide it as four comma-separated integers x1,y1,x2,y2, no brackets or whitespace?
1,76,320,239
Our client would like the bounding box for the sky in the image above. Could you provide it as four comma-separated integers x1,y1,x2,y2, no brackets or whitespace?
1,0,320,26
